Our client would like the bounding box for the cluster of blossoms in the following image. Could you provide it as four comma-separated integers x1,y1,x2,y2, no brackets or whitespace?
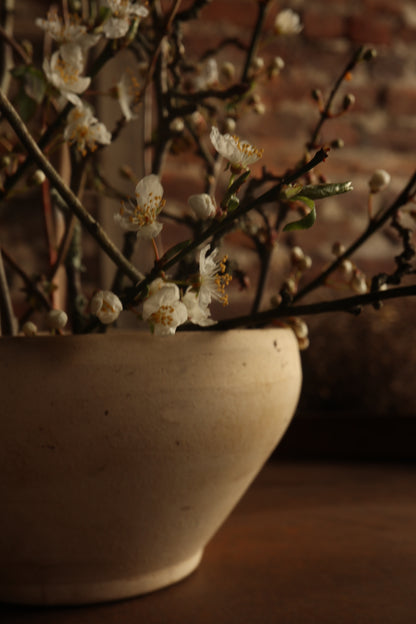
36,1,149,153
85,244,231,336
5,1,408,347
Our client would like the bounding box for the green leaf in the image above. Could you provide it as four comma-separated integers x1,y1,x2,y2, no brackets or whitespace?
297,181,353,200
23,67,47,103
283,205,316,231
11,65,46,104
280,183,303,200
296,195,315,210
14,91,37,122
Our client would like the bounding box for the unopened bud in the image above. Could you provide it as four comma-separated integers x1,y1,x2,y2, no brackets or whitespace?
169,118,185,133
290,246,305,265
340,259,353,280
297,336,310,351
47,309,68,330
362,47,377,62
223,117,236,133
251,57,265,71
311,88,323,102
343,93,355,111
22,321,38,336
28,169,46,186
253,101,266,115
331,138,344,149
299,255,312,271
221,61,235,80
368,169,391,193
282,277,297,295
332,241,345,257
271,56,285,72
292,317,308,340
351,271,367,294
270,294,283,308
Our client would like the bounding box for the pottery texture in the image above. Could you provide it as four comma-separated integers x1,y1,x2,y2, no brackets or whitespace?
0,328,302,605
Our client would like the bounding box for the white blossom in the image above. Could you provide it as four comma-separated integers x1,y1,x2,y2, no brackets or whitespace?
43,43,90,106
142,282,188,336
194,58,219,90
36,8,100,50
210,126,263,170
188,194,216,220
368,169,391,193
198,244,232,307
274,9,303,35
116,71,140,121
115,174,165,239
102,0,149,39
90,290,123,324
64,104,112,155
182,289,216,327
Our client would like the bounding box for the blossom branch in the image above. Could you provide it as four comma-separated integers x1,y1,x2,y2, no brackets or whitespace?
307,45,366,150
129,147,329,302
241,0,271,83
206,284,416,331
0,88,143,284
293,169,416,303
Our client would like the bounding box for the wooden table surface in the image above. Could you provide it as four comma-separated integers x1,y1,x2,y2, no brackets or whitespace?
1,460,416,624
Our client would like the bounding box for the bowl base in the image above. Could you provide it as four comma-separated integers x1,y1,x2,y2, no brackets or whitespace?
0,550,204,606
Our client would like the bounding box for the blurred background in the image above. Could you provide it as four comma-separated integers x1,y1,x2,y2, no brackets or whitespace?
3,0,416,459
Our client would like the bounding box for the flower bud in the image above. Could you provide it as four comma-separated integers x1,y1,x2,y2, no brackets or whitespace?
362,47,377,62
290,246,305,265
340,259,353,280
90,290,123,325
332,241,345,257
331,138,344,149
292,317,308,340
22,321,38,336
342,93,355,111
223,117,236,134
311,88,322,103
188,193,216,219
251,57,264,71
169,118,185,133
368,169,391,193
47,309,68,330
221,61,235,80
28,170,46,186
271,56,285,72
351,271,367,294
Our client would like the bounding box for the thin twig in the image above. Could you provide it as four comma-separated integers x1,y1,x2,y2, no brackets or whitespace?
0,249,16,335
203,284,416,331
0,88,143,284
293,170,416,303
307,46,365,150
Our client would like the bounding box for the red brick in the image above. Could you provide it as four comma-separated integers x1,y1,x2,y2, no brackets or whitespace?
346,15,395,44
302,11,346,40
386,84,416,115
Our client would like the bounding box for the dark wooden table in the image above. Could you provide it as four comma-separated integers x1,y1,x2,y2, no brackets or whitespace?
1,461,416,624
